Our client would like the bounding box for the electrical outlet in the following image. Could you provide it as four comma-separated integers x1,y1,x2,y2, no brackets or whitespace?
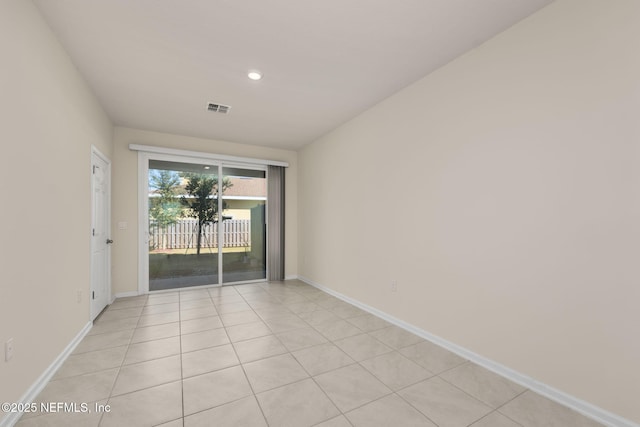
391,281,398,292
5,338,14,362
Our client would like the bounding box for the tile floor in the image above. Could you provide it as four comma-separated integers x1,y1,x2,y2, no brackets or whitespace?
16,280,603,427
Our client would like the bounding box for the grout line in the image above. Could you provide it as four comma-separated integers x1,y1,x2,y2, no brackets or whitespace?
98,294,146,426
26,281,559,427
225,285,271,426
178,290,185,426
493,389,530,427
392,388,441,427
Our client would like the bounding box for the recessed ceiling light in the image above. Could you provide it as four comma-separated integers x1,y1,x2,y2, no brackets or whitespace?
248,70,263,81
203,166,210,170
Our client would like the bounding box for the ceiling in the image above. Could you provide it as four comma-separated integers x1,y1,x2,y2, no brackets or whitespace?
34,0,553,150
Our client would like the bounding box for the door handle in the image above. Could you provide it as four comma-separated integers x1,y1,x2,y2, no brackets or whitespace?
106,239,114,244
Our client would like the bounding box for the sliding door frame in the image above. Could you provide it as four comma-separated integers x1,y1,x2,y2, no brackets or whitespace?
220,162,269,286
135,146,286,294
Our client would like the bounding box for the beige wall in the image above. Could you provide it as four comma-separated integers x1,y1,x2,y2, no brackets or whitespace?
0,0,113,416
298,0,640,423
111,127,298,295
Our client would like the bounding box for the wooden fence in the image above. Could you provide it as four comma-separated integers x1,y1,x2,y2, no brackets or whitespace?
150,219,250,250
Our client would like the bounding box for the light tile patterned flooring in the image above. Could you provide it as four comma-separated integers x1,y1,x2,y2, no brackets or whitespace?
17,280,603,427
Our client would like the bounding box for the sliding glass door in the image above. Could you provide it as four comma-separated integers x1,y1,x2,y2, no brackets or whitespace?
221,167,266,284
148,160,220,290
147,159,266,291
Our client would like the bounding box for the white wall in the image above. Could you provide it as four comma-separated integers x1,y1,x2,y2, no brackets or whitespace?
111,127,298,296
298,0,639,423
0,0,113,419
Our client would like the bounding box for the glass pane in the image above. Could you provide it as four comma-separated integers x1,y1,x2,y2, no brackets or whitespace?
148,160,220,290
221,167,267,284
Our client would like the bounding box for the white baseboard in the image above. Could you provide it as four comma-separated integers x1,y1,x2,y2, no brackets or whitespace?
0,321,93,427
112,291,140,301
298,276,638,427
284,275,298,281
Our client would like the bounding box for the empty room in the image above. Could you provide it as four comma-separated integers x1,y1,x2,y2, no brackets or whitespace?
1,0,638,426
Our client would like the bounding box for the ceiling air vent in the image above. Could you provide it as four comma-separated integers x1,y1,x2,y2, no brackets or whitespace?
207,102,231,114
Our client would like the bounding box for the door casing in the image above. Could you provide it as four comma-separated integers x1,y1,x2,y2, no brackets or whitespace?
90,146,111,319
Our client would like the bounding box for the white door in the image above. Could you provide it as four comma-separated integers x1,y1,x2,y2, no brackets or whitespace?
91,149,111,320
